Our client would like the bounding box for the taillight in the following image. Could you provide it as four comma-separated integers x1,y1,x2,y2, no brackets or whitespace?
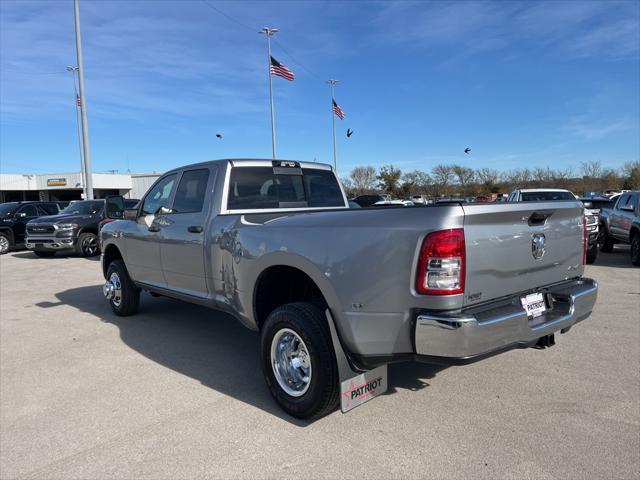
582,217,587,265
416,228,465,295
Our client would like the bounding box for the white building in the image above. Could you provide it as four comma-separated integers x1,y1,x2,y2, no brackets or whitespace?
0,172,161,202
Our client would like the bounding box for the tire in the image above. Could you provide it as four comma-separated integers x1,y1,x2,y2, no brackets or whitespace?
105,260,140,316
631,233,640,267
34,250,56,258
77,232,99,257
0,232,11,255
586,242,598,264
599,226,614,253
260,302,339,419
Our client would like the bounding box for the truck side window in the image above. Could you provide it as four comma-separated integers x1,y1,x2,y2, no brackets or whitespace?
142,174,177,215
172,169,210,213
18,205,38,217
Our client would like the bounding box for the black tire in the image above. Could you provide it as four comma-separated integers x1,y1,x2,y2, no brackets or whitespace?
599,226,614,253
260,302,339,419
586,242,598,264
631,233,640,267
0,232,12,255
105,260,140,316
77,232,99,257
34,250,56,258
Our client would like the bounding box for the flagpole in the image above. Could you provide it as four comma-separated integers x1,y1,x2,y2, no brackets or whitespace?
73,0,93,199
259,27,278,160
66,66,87,199
327,79,339,171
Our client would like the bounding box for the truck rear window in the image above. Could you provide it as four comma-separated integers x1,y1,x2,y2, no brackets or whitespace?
227,167,345,210
521,192,575,201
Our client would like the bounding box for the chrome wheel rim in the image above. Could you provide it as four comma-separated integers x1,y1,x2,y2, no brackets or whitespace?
0,236,8,254
108,272,122,307
270,328,312,397
83,235,98,255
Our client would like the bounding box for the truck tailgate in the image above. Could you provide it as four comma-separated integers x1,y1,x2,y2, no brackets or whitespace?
462,202,584,307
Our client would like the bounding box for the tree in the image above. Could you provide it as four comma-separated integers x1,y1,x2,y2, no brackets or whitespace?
581,160,603,179
476,168,499,192
431,164,454,197
349,166,377,195
451,165,476,196
623,165,640,190
401,170,431,196
377,164,402,196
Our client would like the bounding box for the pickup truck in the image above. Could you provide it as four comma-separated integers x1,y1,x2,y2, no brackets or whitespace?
599,190,640,265
0,201,63,254
100,159,598,418
25,199,138,257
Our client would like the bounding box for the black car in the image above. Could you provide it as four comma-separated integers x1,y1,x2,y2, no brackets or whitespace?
0,201,62,254
351,194,387,207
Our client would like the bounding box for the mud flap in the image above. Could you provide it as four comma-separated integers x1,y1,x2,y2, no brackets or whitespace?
325,309,388,413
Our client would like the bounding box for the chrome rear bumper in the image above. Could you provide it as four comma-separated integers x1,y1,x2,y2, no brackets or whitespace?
414,278,598,359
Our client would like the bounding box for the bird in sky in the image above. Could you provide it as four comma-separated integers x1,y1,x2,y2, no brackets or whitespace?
216,133,222,139
464,147,471,154
346,128,354,138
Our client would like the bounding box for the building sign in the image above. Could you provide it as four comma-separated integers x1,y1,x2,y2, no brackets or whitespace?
47,178,67,187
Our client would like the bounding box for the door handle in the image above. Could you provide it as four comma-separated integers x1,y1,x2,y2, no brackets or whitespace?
148,224,160,232
187,226,203,233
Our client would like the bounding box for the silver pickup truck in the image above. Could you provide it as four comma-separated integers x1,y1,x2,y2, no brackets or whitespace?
100,159,598,418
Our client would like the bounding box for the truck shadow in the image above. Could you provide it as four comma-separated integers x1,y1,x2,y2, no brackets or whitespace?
591,247,633,268
11,251,100,261
42,285,446,425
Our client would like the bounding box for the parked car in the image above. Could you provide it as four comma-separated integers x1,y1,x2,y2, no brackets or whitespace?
0,201,62,254
373,200,415,207
25,199,106,257
508,188,576,202
351,194,388,207
99,159,597,419
599,191,640,265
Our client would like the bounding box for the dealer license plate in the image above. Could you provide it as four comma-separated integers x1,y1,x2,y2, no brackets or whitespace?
521,292,547,318
340,365,387,413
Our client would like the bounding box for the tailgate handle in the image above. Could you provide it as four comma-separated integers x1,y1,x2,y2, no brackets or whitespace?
528,211,553,226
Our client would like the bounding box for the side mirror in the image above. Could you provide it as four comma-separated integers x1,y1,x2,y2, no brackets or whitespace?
124,208,138,220
16,212,27,218
105,195,126,219
620,204,634,212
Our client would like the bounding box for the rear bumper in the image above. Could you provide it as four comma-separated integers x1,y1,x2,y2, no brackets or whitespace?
414,277,597,360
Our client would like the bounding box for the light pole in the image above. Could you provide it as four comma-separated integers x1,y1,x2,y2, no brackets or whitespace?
327,79,339,171
73,0,93,199
66,66,87,199
259,27,278,159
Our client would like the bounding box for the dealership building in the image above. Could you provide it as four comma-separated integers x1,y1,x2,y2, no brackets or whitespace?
0,172,162,203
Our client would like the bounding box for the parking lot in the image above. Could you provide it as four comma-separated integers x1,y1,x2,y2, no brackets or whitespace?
0,249,638,479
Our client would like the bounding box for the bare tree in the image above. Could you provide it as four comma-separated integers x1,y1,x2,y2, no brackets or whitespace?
349,166,377,195
581,160,603,179
401,170,431,196
431,164,454,197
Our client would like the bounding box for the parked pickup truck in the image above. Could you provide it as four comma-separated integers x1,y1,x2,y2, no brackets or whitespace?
100,159,598,418
599,190,640,265
25,199,138,257
0,201,63,254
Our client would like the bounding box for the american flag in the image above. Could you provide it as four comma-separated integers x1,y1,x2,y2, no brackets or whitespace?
332,99,345,120
76,95,81,107
270,56,295,81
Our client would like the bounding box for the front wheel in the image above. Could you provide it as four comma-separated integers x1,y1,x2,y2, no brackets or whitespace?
104,260,140,316
77,232,99,257
631,233,640,266
598,227,614,252
260,302,339,419
586,242,598,264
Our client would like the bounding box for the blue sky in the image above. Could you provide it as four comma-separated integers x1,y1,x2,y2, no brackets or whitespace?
1,0,638,176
